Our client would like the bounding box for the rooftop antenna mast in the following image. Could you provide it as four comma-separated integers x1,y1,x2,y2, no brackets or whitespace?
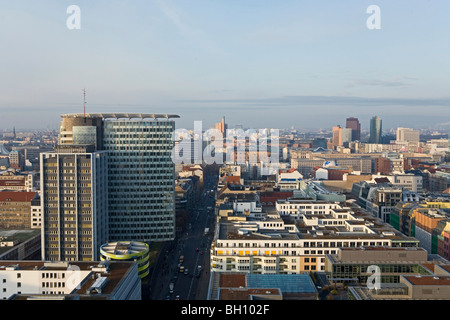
83,88,87,122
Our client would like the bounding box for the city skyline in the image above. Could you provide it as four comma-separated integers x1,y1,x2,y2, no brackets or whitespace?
0,1,449,130
1,1,450,304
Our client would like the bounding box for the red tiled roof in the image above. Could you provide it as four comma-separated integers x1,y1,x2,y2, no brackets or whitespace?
225,176,241,184
0,191,37,202
0,180,25,186
279,168,297,175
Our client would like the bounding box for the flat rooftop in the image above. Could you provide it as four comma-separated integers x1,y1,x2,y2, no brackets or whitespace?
340,246,426,252
0,230,40,256
246,274,317,293
403,275,450,286
217,273,317,300
218,222,299,241
100,241,148,256
1,260,136,297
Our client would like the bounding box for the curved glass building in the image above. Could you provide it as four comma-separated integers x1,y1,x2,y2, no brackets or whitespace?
100,241,150,278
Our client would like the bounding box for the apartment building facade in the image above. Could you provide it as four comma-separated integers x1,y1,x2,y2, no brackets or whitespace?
210,201,418,275
0,191,38,229
40,145,108,261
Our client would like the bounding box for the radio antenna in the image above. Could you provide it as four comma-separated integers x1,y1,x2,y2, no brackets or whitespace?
83,88,86,118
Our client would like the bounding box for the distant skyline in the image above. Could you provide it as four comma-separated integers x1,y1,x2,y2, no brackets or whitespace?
0,1,449,131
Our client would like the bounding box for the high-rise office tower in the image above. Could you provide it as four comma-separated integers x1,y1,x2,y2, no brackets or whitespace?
41,113,179,262
103,116,177,242
40,144,108,261
215,116,228,137
58,113,179,242
369,116,382,144
332,126,352,147
346,117,361,141
332,126,342,147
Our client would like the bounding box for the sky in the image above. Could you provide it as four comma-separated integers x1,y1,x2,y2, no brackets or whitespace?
0,0,449,132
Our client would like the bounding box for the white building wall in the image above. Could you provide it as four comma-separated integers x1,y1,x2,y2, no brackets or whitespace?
315,168,328,180
0,268,91,299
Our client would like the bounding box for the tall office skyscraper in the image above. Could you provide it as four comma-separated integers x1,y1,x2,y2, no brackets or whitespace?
40,144,108,261
332,126,342,147
102,116,177,242
332,125,352,147
369,116,382,144
346,117,361,141
42,113,179,262
215,116,228,137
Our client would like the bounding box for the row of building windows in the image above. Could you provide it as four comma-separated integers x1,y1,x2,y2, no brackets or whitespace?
217,241,390,249
278,205,331,210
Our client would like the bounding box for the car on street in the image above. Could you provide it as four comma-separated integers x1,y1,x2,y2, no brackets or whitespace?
184,268,189,275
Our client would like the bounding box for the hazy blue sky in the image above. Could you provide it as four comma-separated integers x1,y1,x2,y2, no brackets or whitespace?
0,0,449,131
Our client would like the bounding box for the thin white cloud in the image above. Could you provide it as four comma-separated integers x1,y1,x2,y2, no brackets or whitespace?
154,0,193,38
346,77,416,88
153,0,222,55
180,95,450,108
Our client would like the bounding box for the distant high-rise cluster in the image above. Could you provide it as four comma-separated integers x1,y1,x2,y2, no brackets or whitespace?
332,125,352,147
331,117,361,148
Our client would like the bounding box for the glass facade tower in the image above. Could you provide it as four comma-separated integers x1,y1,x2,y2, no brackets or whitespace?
369,116,382,144
103,119,176,242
